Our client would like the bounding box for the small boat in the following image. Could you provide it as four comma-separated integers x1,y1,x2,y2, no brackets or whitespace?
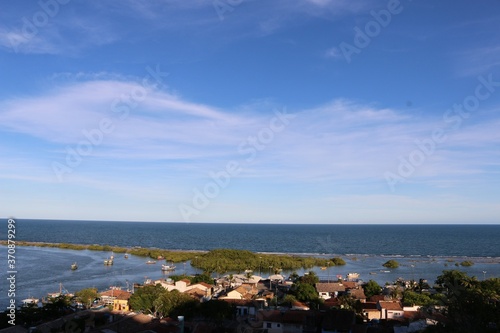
71,262,78,270
157,255,165,260
162,264,176,271
346,272,360,280
124,254,129,259
146,260,157,264
320,267,327,270
104,258,113,265
22,298,39,307
369,272,377,275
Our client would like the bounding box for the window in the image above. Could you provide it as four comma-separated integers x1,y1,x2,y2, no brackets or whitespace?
266,323,271,328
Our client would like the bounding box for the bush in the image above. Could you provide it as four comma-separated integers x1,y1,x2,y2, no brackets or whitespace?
460,260,474,267
382,260,399,269
330,257,346,266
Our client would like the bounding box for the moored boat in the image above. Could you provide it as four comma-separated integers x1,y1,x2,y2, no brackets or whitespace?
71,262,78,270
161,264,176,271
104,258,113,265
22,298,39,307
146,260,157,264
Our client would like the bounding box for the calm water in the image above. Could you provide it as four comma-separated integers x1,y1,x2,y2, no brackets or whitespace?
1,219,499,308
10,219,500,256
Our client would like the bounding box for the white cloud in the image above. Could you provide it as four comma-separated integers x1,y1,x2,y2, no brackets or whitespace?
1,76,500,222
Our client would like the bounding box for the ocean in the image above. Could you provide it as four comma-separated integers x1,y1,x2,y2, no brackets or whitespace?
1,219,499,308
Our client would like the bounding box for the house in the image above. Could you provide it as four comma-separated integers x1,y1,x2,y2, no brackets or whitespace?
321,309,356,333
316,283,346,300
377,301,404,320
220,298,266,316
347,287,366,302
260,310,311,333
160,279,189,293
361,302,380,321
220,284,258,300
188,282,213,296
99,289,131,308
185,287,207,301
157,279,214,301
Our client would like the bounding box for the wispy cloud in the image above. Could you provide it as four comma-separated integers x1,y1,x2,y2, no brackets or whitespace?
2,78,498,188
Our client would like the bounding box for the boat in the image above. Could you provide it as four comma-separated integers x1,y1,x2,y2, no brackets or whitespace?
161,264,176,271
146,260,157,264
157,255,165,260
47,283,73,299
71,262,78,270
22,298,39,307
346,272,360,280
124,254,129,259
320,266,327,270
104,258,113,265
369,272,377,275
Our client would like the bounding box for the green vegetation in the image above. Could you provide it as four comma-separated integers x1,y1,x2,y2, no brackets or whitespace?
402,290,441,307
191,248,333,274
382,259,399,269
330,257,346,266
427,270,500,333
460,260,474,267
290,271,322,303
4,242,341,269
75,288,99,308
363,280,382,298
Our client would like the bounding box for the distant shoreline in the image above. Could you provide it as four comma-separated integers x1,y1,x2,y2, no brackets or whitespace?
0,240,204,262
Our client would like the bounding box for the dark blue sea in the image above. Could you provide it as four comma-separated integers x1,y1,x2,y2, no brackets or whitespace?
1,219,499,309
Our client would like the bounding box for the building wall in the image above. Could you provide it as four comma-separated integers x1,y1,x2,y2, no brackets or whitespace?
113,300,129,312
263,321,283,333
364,310,381,321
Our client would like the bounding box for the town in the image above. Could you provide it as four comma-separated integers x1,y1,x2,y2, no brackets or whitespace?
1,265,498,333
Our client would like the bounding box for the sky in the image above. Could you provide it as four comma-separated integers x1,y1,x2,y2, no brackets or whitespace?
0,0,499,224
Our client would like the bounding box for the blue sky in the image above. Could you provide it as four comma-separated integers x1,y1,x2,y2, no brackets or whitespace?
0,0,499,223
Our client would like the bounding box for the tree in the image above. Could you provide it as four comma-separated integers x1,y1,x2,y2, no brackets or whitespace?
363,280,382,298
294,283,318,302
282,294,297,307
198,300,234,326
289,271,300,283
433,270,500,333
154,290,194,319
300,271,319,285
129,284,165,316
402,290,434,307
382,260,399,268
75,288,98,308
